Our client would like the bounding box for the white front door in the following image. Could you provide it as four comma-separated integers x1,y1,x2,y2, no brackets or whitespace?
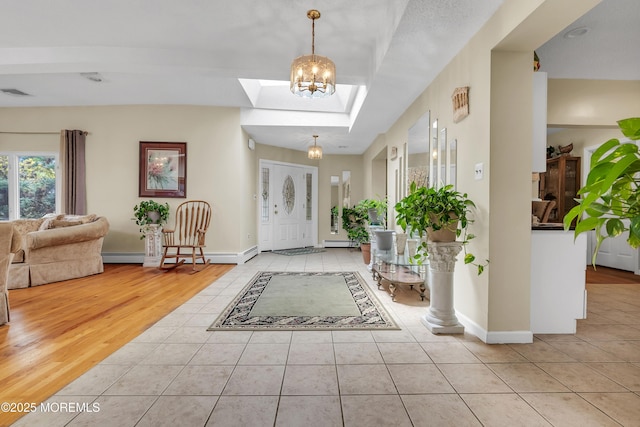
259,160,317,252
588,225,639,273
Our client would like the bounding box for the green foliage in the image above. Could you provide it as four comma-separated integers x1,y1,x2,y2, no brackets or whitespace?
340,198,387,246
358,197,388,225
395,182,489,274
0,155,56,219
133,200,170,239
564,117,640,265
341,205,369,245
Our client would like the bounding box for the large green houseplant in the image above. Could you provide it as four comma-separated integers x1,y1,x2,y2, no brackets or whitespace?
564,117,640,264
133,200,170,239
395,182,488,274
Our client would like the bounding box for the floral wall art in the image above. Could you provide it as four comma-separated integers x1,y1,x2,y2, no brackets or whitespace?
139,141,187,198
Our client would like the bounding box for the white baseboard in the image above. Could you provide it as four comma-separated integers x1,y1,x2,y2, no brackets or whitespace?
456,311,533,344
102,245,258,266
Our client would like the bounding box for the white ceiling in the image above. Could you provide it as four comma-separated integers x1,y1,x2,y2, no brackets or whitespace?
536,0,640,81
1,0,635,154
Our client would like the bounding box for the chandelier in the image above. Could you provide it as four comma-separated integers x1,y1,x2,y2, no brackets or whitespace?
290,10,336,98
308,135,323,159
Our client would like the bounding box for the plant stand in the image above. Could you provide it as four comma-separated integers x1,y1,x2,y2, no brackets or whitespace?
143,224,163,267
421,241,465,334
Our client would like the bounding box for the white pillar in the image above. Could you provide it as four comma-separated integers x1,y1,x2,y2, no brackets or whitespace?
143,224,163,267
421,241,465,334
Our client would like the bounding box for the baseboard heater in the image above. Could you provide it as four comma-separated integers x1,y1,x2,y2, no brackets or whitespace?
322,240,353,248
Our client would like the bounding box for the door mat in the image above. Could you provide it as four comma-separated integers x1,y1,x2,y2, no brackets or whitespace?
208,271,399,331
272,247,326,256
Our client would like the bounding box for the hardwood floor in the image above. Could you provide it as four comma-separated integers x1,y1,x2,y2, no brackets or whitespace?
0,263,233,427
586,265,640,284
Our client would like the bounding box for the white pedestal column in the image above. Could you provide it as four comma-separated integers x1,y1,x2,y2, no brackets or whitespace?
143,224,163,267
421,241,465,334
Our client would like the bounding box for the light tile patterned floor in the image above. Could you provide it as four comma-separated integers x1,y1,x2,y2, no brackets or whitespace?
13,249,640,426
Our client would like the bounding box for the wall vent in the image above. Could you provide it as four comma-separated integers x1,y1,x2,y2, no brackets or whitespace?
1,88,31,96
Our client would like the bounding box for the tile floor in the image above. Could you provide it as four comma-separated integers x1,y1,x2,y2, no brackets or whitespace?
13,249,640,426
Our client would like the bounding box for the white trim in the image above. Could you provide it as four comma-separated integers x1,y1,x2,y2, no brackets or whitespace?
485,330,534,344
322,239,351,248
102,246,259,265
456,311,533,344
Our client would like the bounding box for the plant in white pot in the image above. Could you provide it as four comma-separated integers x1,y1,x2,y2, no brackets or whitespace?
395,182,488,274
360,197,388,226
133,200,170,239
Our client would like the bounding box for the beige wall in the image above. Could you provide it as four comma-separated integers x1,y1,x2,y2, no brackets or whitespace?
548,80,640,127
0,105,253,254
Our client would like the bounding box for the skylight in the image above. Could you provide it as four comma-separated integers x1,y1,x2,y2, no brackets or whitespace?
238,78,362,114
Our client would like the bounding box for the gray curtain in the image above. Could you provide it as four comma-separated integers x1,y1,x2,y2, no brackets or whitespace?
60,130,87,215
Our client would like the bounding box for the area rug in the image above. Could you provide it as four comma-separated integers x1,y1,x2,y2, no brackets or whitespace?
272,247,326,256
208,271,399,330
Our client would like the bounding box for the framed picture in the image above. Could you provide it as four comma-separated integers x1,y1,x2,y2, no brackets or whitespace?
139,141,187,198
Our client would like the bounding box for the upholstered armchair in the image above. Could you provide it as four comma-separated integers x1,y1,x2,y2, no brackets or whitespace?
1,223,20,325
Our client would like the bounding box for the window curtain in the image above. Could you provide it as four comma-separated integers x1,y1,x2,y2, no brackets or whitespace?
60,130,87,215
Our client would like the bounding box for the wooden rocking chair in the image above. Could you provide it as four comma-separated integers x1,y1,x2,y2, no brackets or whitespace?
159,200,212,272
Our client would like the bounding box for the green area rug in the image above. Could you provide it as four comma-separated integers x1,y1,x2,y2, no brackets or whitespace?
271,247,326,256
208,271,399,330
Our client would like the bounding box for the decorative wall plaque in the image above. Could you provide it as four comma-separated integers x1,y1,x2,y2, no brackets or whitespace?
452,86,469,123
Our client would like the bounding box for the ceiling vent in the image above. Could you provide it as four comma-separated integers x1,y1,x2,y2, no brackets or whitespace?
1,88,31,96
80,72,103,82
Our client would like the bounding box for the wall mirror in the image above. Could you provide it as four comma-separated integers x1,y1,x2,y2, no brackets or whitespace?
431,118,438,187
438,127,447,188
449,138,457,189
330,175,339,234
407,111,430,193
342,170,351,208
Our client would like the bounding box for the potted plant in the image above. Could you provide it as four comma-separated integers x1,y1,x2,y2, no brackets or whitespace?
395,182,488,274
133,200,170,239
359,197,388,226
564,117,640,265
342,205,371,263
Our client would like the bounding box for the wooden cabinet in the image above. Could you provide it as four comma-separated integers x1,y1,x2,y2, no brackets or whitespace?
539,156,581,223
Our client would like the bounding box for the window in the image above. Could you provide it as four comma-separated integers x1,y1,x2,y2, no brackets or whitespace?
0,153,60,220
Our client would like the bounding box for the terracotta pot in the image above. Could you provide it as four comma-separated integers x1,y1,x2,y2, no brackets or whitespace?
360,243,371,264
427,214,458,242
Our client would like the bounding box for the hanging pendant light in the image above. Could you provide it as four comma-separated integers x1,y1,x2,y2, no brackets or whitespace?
290,10,336,98
308,135,323,159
